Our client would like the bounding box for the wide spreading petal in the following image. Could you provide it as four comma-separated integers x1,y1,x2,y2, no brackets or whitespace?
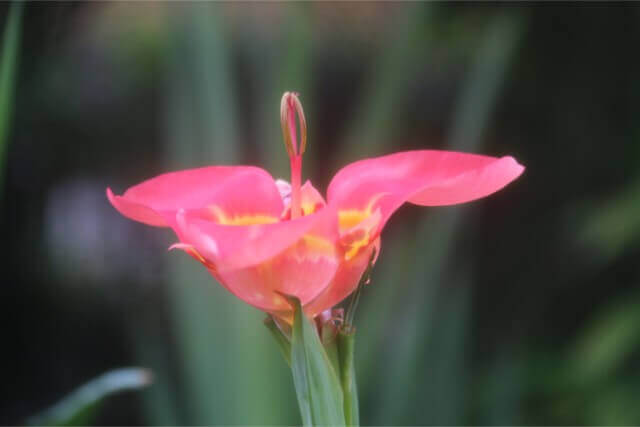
327,150,524,234
107,166,282,227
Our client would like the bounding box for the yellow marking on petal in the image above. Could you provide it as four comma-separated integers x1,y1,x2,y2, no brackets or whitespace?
343,230,372,261
301,202,318,216
339,210,368,230
209,205,278,226
338,193,387,231
300,234,336,257
338,194,387,260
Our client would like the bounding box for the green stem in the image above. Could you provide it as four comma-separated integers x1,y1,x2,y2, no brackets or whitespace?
338,327,359,426
322,325,341,377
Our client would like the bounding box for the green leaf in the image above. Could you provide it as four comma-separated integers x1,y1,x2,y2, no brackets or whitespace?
321,321,341,378
344,248,376,327
27,367,153,426
287,295,346,426
568,294,640,385
0,1,23,198
265,315,292,367
338,327,359,427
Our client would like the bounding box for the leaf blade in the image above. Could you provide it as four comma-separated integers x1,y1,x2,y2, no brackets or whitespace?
27,367,153,426
288,296,345,426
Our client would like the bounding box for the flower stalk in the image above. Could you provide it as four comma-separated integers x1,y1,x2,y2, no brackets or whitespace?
337,327,358,427
107,90,524,427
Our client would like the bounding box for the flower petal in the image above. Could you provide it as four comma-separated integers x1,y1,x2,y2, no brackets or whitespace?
107,166,282,227
174,205,341,314
300,180,327,215
304,239,379,318
280,180,327,220
327,150,524,232
175,204,339,271
214,238,340,314
107,188,167,226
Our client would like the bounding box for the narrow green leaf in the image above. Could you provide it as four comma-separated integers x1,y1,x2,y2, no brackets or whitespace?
27,367,153,426
321,323,341,379
287,295,345,426
344,248,376,327
568,293,640,385
0,1,23,198
338,328,359,427
164,5,296,425
338,3,432,161
265,316,292,367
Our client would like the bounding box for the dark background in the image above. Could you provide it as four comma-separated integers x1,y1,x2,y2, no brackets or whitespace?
2,2,640,425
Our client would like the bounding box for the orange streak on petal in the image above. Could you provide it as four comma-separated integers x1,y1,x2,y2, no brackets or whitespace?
169,243,218,272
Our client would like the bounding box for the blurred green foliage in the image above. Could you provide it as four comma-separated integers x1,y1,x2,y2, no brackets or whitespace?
2,3,640,426
27,368,152,426
0,1,21,197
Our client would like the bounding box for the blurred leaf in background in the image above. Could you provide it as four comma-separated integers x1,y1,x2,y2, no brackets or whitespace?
356,8,526,425
27,368,152,427
152,3,296,424
0,1,22,197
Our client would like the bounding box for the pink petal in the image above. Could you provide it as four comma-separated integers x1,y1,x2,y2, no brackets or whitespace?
300,180,327,213
304,238,380,318
327,150,524,231
107,188,167,226
275,179,292,207
107,166,283,227
280,180,327,220
174,205,341,314
214,239,340,314
174,204,339,271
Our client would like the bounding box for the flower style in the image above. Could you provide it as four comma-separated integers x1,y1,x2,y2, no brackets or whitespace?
107,92,524,321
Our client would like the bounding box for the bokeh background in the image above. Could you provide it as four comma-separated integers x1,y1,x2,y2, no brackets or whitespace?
2,2,640,425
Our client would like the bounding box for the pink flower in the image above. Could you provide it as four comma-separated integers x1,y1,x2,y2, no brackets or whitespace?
107,92,524,321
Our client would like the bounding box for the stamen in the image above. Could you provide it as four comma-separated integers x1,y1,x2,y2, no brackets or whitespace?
280,92,307,156
280,92,307,219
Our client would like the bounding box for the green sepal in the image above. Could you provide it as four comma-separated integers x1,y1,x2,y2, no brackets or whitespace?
321,320,341,378
344,248,377,326
284,294,345,427
264,316,292,367
338,326,359,427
